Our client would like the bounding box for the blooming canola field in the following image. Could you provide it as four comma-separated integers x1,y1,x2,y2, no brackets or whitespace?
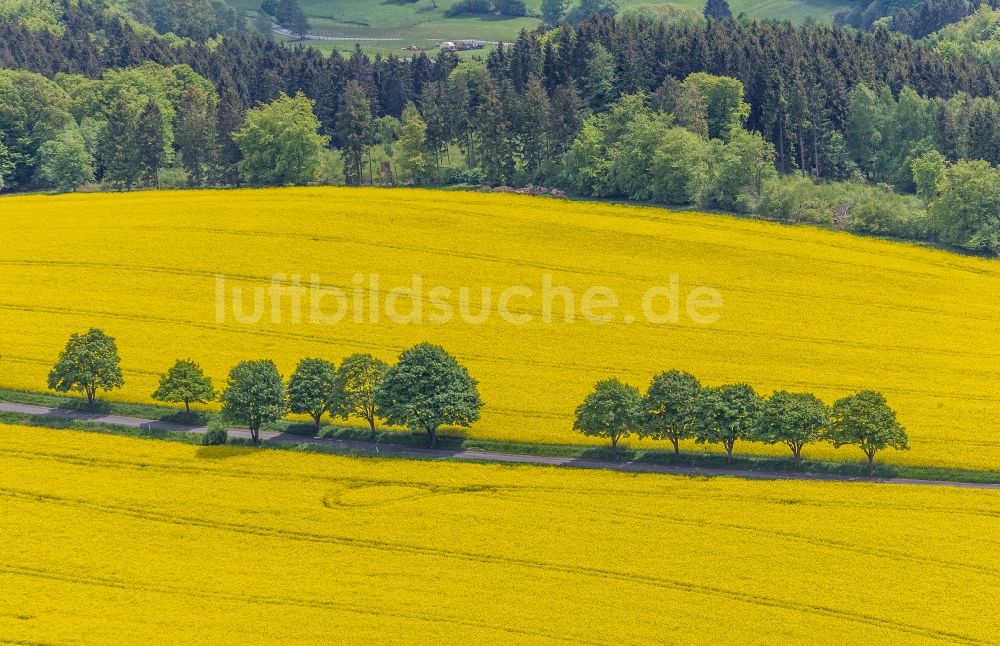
1,424,999,645
0,188,998,469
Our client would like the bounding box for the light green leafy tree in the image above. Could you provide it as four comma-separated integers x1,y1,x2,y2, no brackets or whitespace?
844,83,893,180
829,390,909,473
606,100,673,200
0,69,74,189
396,103,431,184
0,139,11,190
152,359,215,417
233,91,330,186
710,128,776,211
682,72,750,141
47,328,124,407
911,149,947,207
651,126,712,205
375,343,483,447
574,378,642,458
37,126,94,192
929,159,1000,254
585,43,616,112
336,353,389,431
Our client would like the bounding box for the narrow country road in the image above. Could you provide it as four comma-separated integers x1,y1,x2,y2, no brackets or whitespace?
2,401,998,490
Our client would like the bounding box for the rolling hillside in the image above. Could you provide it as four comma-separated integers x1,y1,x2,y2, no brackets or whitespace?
0,188,997,469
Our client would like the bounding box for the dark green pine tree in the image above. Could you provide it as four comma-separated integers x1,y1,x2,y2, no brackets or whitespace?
548,79,583,157
175,86,217,187
704,0,732,21
336,80,374,186
476,79,515,185
418,81,450,171
102,94,140,190
516,75,551,181
213,84,246,186
135,99,165,187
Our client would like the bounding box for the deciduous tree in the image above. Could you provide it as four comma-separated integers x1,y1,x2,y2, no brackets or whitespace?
829,390,909,472
640,370,702,456
152,359,215,416
375,343,483,446
694,384,763,462
756,391,830,466
220,360,287,444
233,92,330,186
47,328,124,407
336,353,389,431
288,358,340,432
396,103,431,184
574,378,642,458
37,126,94,192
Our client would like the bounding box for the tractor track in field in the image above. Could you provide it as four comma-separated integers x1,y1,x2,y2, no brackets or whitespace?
1,402,999,490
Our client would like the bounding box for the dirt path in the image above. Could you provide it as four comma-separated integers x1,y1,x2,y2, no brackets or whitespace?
2,401,998,489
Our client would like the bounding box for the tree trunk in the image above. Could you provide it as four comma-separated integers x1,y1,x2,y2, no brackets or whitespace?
314,413,323,433
812,122,819,178
611,435,619,460
86,386,96,407
868,450,875,475
184,400,191,416
671,436,680,457
251,426,259,445
367,415,376,432
427,425,437,447
726,442,734,464
798,128,806,176
792,445,802,467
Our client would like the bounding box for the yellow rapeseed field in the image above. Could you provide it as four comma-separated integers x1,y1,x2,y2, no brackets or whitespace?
0,188,998,469
0,424,998,644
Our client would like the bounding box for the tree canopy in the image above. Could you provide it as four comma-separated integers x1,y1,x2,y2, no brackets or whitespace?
336,353,389,431
220,359,287,444
640,370,702,455
574,378,642,457
287,357,340,431
756,391,830,465
233,92,329,186
47,328,124,406
152,359,215,416
829,390,909,472
374,343,483,446
694,384,764,462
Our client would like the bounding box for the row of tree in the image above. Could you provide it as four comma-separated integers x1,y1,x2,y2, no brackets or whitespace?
43,328,909,469
574,370,909,472
46,328,483,446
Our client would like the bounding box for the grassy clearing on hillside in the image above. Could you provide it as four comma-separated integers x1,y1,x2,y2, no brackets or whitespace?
0,424,997,644
0,187,997,470
229,0,852,45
